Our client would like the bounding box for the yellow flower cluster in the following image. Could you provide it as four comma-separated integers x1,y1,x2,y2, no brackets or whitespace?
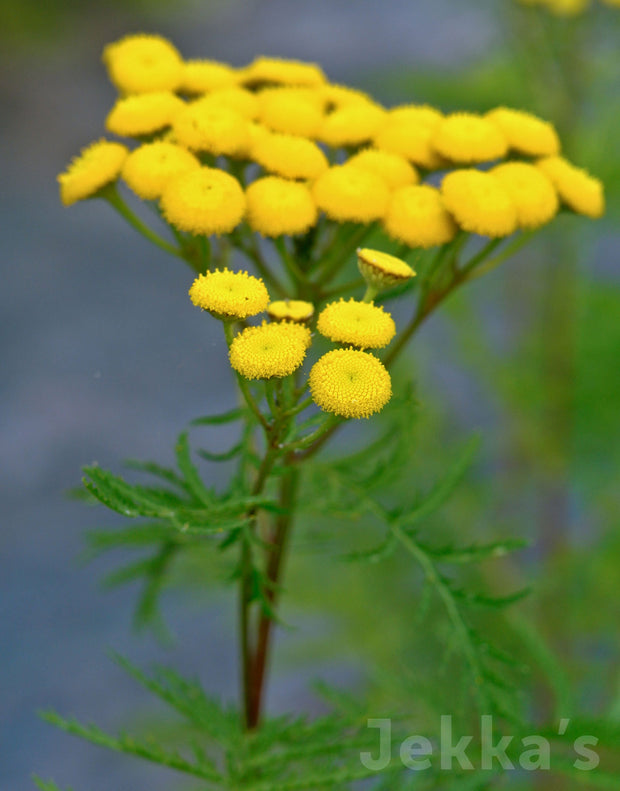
59,33,605,243
516,0,619,15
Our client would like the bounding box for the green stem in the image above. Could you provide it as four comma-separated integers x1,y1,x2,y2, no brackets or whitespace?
101,184,188,264
223,322,270,432
274,237,308,292
464,232,535,282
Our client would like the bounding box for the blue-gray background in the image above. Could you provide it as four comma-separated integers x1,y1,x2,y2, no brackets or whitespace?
1,1,618,789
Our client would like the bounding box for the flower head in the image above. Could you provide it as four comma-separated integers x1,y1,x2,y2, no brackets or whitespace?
252,132,328,180
433,113,508,163
246,176,317,237
229,321,311,379
485,107,560,157
257,87,324,138
317,299,396,349
172,100,250,155
102,34,183,94
309,348,392,419
312,165,390,223
441,169,517,238
105,91,185,137
357,248,415,289
346,148,419,190
58,139,128,206
373,116,444,170
241,56,326,88
161,166,245,235
384,184,458,248
491,162,559,229
388,104,443,127
180,59,239,93
267,300,314,322
318,102,387,148
199,87,259,119
319,83,373,110
189,268,269,319
536,156,604,218
121,141,200,200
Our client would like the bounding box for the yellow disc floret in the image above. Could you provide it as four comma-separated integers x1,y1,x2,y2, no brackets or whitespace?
346,148,419,190
58,139,128,206
318,102,387,148
198,87,259,120
180,59,239,93
384,184,457,248
189,268,269,319
246,176,318,237
252,132,328,180
257,87,324,137
433,112,508,163
172,100,250,155
317,299,396,349
309,348,392,419
121,141,200,200
486,107,560,157
536,156,604,219
373,116,444,170
229,321,311,379
105,91,185,137
357,248,415,289
161,166,245,235
267,300,314,322
241,56,326,87
102,34,183,94
388,104,444,127
312,165,390,223
441,169,518,238
491,162,559,229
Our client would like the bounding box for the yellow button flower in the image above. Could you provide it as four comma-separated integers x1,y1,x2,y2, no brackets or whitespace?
105,92,185,137
246,176,318,237
319,83,373,110
121,141,200,200
536,156,604,219
172,100,250,156
312,165,390,223
373,117,444,170
317,299,396,349
486,107,560,157
199,87,260,120
267,300,314,322
384,184,458,248
189,268,269,320
309,348,392,419
229,321,312,379
318,102,387,148
257,87,324,138
161,167,245,235
102,34,183,94
441,169,518,238
433,112,508,163
346,148,419,190
180,60,239,93
252,132,328,180
58,139,128,206
241,56,326,87
357,248,416,289
388,104,444,127
491,162,559,229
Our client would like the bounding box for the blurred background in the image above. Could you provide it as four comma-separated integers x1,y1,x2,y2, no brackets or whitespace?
1,0,619,788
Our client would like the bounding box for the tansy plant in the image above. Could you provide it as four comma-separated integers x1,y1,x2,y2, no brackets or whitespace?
39,32,615,791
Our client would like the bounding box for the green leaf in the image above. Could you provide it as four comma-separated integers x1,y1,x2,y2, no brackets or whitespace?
191,407,246,425
197,441,243,462
174,431,213,507
32,778,74,791
424,538,529,564
395,435,481,530
39,710,223,783
124,459,189,492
